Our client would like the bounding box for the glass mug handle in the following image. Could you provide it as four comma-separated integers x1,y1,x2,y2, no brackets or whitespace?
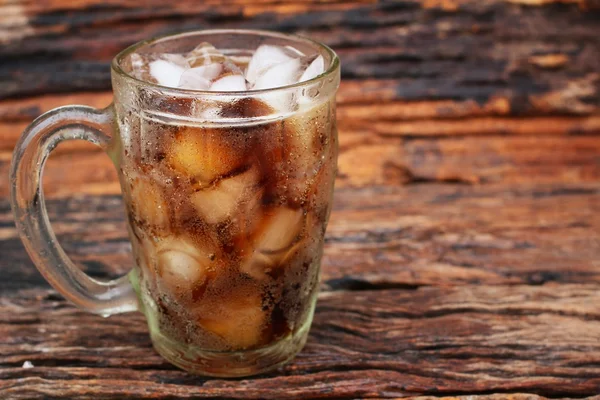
10,105,138,316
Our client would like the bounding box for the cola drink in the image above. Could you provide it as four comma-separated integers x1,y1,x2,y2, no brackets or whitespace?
113,38,338,375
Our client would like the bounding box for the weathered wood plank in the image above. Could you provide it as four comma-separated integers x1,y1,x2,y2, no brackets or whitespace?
0,150,120,199
1,284,599,398
1,0,599,119
3,96,599,143
1,80,598,196
336,134,600,188
367,116,600,137
2,184,600,293
398,135,600,184
324,184,600,288
2,80,590,129
1,116,600,199
1,0,599,397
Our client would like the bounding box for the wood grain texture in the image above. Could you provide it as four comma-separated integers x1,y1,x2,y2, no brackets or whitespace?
1,183,600,398
2,183,600,293
0,0,599,113
1,90,600,198
1,284,600,399
1,0,600,398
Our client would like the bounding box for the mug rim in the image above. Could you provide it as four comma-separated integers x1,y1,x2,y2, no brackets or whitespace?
111,29,340,96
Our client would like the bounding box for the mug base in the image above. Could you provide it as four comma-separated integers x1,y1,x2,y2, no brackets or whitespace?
150,320,311,377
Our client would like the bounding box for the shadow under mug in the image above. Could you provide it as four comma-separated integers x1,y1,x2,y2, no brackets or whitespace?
10,29,340,377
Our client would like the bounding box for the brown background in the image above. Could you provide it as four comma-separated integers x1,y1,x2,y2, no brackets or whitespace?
1,0,600,398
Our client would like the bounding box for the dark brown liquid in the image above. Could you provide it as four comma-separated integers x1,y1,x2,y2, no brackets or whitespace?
118,96,336,351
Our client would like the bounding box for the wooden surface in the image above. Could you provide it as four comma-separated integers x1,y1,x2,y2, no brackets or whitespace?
1,0,600,399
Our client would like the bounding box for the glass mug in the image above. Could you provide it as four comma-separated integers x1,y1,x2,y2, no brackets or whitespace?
10,30,339,377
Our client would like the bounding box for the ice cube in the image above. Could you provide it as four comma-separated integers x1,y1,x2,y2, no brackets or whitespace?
186,42,226,67
285,45,305,57
167,127,248,183
157,236,217,298
150,59,186,87
127,174,170,230
228,55,252,71
240,208,307,280
245,45,297,85
252,207,304,253
297,55,326,105
240,251,276,281
299,55,325,83
220,97,274,118
253,57,302,91
209,74,247,92
179,70,210,90
253,58,303,111
223,60,244,76
197,283,266,349
178,64,223,90
190,167,260,224
280,237,311,266
230,187,264,251
129,53,187,85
